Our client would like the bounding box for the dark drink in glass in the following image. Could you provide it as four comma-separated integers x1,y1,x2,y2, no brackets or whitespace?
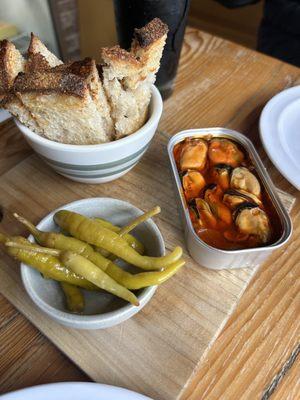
113,0,190,99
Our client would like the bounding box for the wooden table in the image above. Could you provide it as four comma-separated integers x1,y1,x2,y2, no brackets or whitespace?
0,28,299,399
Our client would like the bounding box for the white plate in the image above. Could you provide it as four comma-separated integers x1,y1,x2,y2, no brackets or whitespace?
260,85,300,190
0,382,153,400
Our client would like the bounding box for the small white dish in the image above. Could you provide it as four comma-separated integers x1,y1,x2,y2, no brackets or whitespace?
260,85,300,190
21,198,164,329
0,382,153,400
14,85,163,184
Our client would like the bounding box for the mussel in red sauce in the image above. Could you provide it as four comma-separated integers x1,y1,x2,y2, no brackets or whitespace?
230,167,261,198
203,184,232,225
195,198,218,229
182,170,206,202
208,138,244,168
211,164,232,190
179,139,208,171
174,136,276,250
223,189,262,209
234,204,271,244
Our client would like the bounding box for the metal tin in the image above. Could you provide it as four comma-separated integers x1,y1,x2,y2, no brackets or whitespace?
167,128,292,270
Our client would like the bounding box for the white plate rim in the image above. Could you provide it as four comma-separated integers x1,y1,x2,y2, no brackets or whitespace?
259,85,300,190
0,381,153,400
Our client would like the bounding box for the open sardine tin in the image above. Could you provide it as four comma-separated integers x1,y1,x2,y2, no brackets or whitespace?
167,128,292,270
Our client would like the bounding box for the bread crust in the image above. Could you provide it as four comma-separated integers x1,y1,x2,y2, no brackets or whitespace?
14,70,87,98
0,40,25,98
0,39,43,132
26,33,63,72
133,18,168,48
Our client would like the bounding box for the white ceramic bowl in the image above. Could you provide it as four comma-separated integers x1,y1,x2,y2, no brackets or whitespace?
21,198,164,329
14,85,163,183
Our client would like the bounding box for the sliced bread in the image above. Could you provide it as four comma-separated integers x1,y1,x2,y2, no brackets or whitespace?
100,18,168,139
101,46,144,138
0,39,25,101
14,68,112,144
0,39,41,131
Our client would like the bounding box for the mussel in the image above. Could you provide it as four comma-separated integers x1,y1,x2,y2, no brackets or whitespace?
180,139,208,171
234,203,271,244
195,198,217,228
223,188,262,209
182,170,206,201
208,138,244,168
211,164,232,190
231,167,261,197
204,184,232,225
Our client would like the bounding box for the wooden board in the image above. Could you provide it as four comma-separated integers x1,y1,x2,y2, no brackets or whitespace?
0,128,295,399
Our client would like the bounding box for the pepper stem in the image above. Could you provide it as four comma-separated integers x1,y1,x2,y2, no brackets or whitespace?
5,241,60,256
119,205,161,237
13,213,40,238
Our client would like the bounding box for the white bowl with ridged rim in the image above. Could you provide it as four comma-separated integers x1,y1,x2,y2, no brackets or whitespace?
14,85,163,183
20,197,164,330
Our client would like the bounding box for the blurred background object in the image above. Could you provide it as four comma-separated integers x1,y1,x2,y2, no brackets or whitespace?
257,0,300,67
0,21,18,40
195,0,300,67
0,0,59,54
188,0,263,49
78,0,117,58
48,0,80,61
0,0,80,60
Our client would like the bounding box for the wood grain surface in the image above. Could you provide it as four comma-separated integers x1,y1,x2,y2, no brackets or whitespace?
0,131,261,400
0,28,299,399
0,119,30,175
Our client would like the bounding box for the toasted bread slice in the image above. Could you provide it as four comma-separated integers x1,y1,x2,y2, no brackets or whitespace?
101,45,143,89
100,18,167,139
26,33,63,72
0,40,25,101
131,17,168,85
100,46,144,137
3,93,41,132
58,58,114,137
14,69,111,144
26,37,114,140
0,39,41,131
128,18,167,138
9,34,62,133
12,36,113,143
